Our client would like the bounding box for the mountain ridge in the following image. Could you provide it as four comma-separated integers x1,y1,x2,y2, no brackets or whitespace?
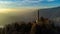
38,7,60,26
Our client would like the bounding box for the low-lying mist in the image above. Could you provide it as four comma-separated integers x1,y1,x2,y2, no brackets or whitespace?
0,8,38,26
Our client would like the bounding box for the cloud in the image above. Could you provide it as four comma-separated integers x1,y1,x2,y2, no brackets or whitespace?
0,0,39,8
47,0,55,2
0,1,15,8
0,0,58,8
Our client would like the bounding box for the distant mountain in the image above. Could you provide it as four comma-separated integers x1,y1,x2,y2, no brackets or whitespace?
38,7,60,26
39,7,60,18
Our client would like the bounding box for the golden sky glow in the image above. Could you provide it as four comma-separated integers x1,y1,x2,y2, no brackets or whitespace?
0,8,38,26
0,9,12,13
0,8,38,13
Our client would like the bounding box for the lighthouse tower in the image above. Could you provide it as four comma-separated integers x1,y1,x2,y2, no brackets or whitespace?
36,10,39,24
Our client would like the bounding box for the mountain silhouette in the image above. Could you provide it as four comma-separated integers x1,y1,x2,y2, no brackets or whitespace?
38,7,60,26
39,7,60,18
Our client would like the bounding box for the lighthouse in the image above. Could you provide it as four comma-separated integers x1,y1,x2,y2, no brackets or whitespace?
36,10,40,24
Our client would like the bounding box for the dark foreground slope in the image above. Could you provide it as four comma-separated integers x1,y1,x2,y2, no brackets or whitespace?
0,17,60,34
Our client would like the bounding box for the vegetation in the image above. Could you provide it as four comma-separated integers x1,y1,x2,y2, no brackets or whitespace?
0,17,60,34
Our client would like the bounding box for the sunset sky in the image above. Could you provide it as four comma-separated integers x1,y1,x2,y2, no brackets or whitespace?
0,0,59,13
0,0,60,26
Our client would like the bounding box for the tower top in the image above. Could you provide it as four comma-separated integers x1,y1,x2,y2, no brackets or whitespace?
36,10,39,24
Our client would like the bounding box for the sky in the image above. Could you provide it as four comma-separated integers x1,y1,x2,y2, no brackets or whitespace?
0,0,60,9
0,0,60,26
